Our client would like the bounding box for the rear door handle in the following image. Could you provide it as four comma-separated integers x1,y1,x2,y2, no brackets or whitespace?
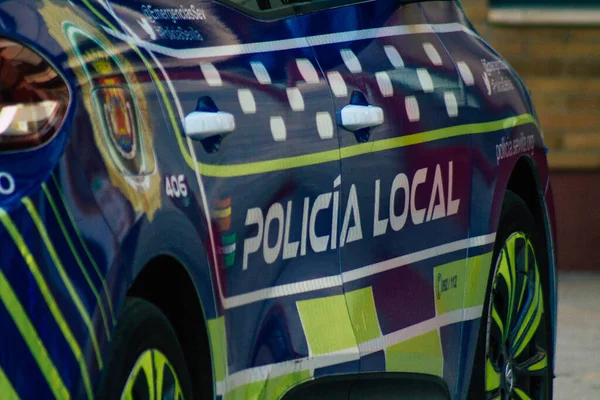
340,104,384,132
184,111,235,140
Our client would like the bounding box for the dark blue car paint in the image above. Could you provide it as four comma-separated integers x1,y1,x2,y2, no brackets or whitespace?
0,0,556,399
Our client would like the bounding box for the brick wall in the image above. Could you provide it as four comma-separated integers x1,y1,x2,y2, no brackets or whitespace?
461,0,600,169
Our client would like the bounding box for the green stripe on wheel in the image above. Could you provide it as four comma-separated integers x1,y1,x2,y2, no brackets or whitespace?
485,358,501,392
514,387,533,400
527,353,548,372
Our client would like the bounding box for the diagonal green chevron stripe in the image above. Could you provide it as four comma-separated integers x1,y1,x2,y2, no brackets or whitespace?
0,359,21,400
42,183,112,340
0,268,68,399
0,208,93,399
51,174,115,324
21,198,103,372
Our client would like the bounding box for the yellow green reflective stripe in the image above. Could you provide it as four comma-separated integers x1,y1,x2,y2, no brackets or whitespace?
80,1,537,178
527,353,548,372
0,208,93,399
514,387,533,400
0,365,19,400
51,174,115,324
208,317,228,382
464,252,493,308
21,198,103,371
213,207,232,218
0,267,68,399
296,294,357,356
41,183,112,340
340,114,536,159
386,330,444,377
433,259,465,314
346,286,381,344
0,362,20,400
198,115,537,177
485,358,501,392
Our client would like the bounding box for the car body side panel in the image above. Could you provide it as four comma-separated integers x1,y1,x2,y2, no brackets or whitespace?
295,2,473,396
0,1,557,399
99,1,349,398
420,2,555,398
0,0,220,398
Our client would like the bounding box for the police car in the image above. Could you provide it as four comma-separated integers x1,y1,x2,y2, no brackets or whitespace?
0,0,556,399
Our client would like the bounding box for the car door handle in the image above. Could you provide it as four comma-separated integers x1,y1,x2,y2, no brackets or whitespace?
184,111,235,140
340,104,384,132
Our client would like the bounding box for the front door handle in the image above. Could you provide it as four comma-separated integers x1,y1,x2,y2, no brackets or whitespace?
184,111,235,140
340,104,384,132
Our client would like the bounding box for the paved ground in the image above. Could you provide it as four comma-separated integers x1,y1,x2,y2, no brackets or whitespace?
554,273,600,399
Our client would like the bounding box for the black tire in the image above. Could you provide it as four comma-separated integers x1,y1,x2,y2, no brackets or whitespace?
468,191,553,399
98,297,193,400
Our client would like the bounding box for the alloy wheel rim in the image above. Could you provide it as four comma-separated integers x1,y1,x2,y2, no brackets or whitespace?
485,232,549,400
121,349,184,400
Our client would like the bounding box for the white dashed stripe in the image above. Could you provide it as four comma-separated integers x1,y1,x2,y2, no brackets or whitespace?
375,71,394,97
341,233,496,283
219,347,359,395
357,305,483,355
383,45,404,69
286,87,305,111
316,112,334,139
444,92,458,118
457,61,475,86
200,62,222,86
270,116,286,141
237,89,256,114
250,61,271,84
223,233,496,309
219,243,236,255
225,275,343,310
423,42,443,66
417,68,434,93
340,48,362,73
405,96,420,122
216,305,483,395
327,71,348,97
104,23,476,59
296,58,319,84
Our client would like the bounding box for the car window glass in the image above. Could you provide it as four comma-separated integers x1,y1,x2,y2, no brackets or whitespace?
222,0,449,15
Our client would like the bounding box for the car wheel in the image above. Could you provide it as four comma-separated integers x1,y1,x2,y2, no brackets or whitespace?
98,297,193,400
471,191,552,400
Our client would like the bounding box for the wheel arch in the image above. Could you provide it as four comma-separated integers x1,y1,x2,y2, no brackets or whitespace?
503,155,557,371
127,254,215,400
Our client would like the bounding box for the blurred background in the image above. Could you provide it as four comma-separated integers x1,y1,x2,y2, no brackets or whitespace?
461,0,600,272
460,1,600,398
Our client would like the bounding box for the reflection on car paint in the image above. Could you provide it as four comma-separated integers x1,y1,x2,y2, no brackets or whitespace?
0,0,557,399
